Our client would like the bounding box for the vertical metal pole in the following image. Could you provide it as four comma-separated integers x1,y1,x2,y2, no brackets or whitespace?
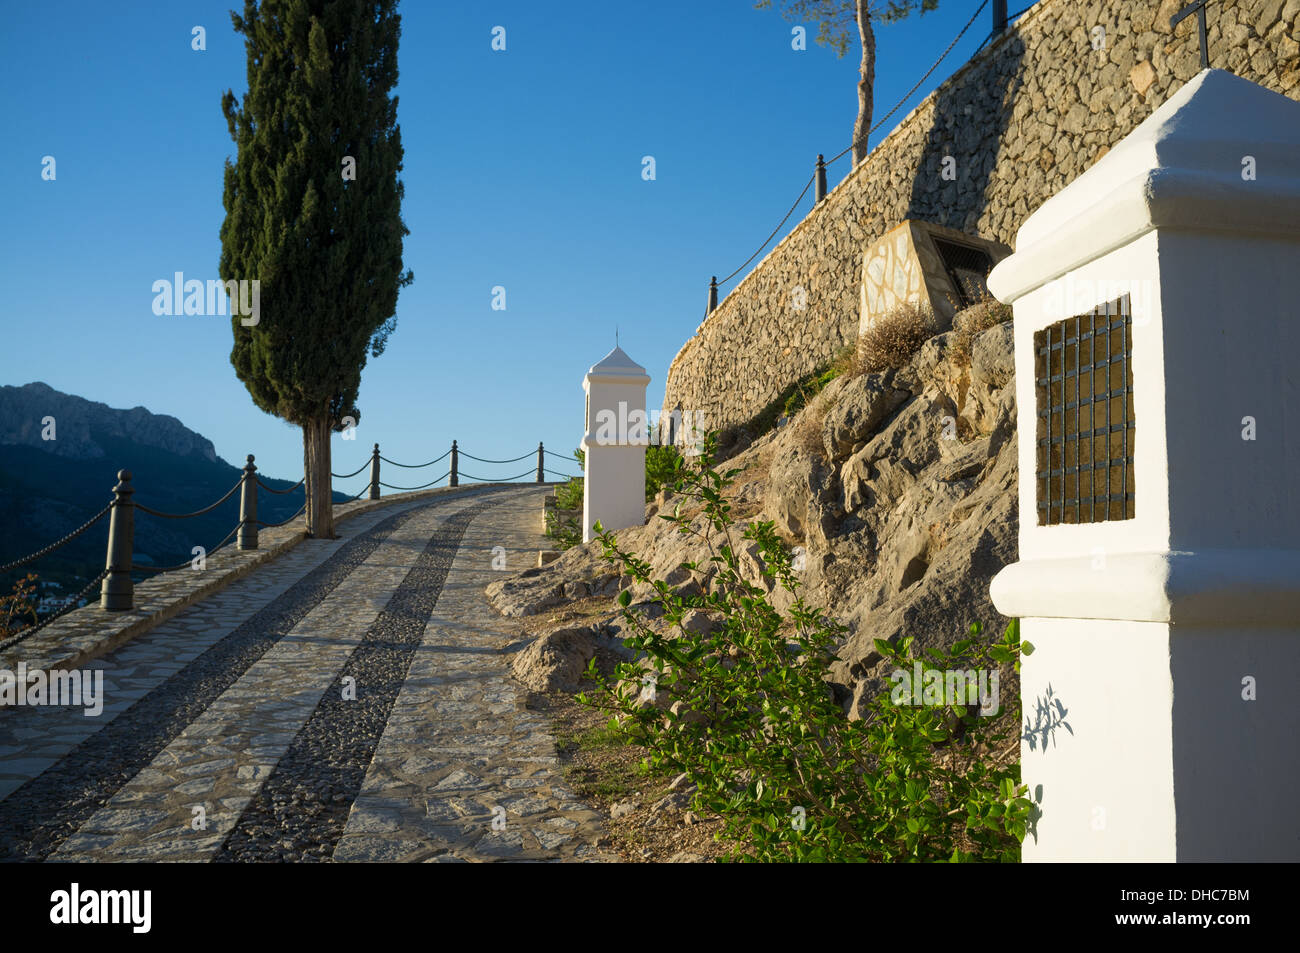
707,276,718,315
238,454,259,550
450,440,459,487
815,154,827,203
536,442,545,483
1197,5,1209,69
993,0,1007,33
369,443,381,500
101,470,134,611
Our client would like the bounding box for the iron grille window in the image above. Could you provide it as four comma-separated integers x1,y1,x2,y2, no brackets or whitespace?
1034,296,1135,525
933,238,994,310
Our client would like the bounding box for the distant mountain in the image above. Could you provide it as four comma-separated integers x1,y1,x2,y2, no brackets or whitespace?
0,382,221,462
0,382,343,601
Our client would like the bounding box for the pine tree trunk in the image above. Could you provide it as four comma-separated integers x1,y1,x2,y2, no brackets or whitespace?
303,413,335,539
853,1,876,167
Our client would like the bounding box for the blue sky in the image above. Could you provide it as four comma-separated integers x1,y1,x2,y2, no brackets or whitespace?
0,0,1016,494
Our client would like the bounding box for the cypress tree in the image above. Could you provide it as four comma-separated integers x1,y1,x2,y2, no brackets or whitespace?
219,0,413,538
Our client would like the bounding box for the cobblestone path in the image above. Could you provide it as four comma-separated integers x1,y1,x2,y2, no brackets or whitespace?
0,486,615,863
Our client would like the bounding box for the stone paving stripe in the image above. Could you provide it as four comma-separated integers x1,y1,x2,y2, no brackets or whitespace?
213,500,497,862
0,493,502,862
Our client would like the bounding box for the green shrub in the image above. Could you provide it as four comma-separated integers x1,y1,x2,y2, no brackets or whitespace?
544,507,582,550
554,476,583,511
645,444,681,502
583,433,1033,862
546,475,584,550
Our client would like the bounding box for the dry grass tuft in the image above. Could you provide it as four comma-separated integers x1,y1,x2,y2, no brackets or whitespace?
949,291,1013,368
856,300,937,374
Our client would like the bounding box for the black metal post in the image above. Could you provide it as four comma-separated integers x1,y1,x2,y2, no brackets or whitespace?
238,454,258,550
101,470,134,611
369,443,381,500
815,154,827,203
450,440,459,487
707,276,718,315
536,442,545,483
993,0,1007,34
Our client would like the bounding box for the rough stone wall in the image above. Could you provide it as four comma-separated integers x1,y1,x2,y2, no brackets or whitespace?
663,0,1300,434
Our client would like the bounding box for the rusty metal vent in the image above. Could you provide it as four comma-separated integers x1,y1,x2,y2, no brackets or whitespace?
933,238,995,310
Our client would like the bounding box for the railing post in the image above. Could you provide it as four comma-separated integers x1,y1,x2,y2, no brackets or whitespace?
369,443,381,500
814,153,827,203
101,469,134,611
450,440,459,487
536,442,545,483
706,276,718,316
993,0,1007,33
238,454,259,550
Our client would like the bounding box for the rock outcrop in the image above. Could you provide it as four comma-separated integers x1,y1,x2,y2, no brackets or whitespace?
489,315,1018,717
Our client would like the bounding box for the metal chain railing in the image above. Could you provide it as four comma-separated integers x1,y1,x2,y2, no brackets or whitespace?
134,478,242,520
459,450,535,465
544,450,582,463
718,173,818,287
0,502,113,573
130,522,241,574
331,460,370,479
255,476,305,495
378,471,451,491
380,449,451,468
3,438,567,629
457,467,536,483
255,501,308,529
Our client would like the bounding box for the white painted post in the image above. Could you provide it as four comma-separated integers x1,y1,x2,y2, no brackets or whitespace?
582,346,650,543
987,70,1300,862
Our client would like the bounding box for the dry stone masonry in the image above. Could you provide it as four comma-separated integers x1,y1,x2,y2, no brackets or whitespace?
663,0,1300,435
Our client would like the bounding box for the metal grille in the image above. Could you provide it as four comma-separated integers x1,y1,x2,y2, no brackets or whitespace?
933,238,994,310
1034,296,1135,525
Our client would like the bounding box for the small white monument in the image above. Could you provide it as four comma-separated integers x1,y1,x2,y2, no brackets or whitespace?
987,70,1300,862
582,346,650,543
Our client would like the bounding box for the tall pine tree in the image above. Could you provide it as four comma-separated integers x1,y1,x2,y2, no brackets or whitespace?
220,0,413,538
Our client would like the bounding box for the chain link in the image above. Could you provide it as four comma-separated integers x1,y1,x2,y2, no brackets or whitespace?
331,460,370,479
256,501,308,528
255,476,305,495
0,503,113,573
457,468,535,483
458,450,533,465
135,477,243,520
380,449,452,468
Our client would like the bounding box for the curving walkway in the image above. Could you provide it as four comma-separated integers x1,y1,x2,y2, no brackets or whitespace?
0,486,614,863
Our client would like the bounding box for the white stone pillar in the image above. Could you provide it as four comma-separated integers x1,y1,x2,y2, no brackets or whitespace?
581,346,650,543
987,70,1300,862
